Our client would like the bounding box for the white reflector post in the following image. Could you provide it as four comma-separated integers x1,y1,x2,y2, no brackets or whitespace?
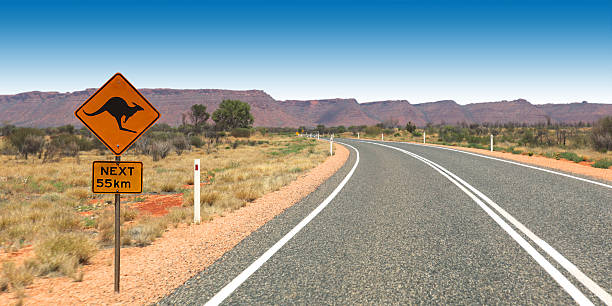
491,134,494,152
194,159,201,223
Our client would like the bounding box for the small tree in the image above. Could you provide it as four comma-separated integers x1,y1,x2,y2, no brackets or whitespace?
7,128,45,159
591,116,612,152
212,100,254,131
405,121,416,133
22,135,46,160
189,104,210,130
172,135,190,156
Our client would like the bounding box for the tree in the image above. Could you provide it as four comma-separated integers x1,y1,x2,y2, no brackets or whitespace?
189,104,210,127
212,100,254,131
405,121,416,133
7,127,45,159
316,125,326,134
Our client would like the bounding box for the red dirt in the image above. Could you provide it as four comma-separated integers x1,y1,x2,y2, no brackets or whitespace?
131,194,183,217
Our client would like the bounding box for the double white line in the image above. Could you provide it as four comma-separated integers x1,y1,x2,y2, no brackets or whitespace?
363,140,611,306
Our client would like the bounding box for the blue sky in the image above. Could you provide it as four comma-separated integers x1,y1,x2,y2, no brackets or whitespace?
1,0,611,104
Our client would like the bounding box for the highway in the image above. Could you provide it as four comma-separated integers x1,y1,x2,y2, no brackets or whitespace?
159,138,611,305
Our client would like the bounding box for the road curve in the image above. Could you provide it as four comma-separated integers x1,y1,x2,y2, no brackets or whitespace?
159,139,611,305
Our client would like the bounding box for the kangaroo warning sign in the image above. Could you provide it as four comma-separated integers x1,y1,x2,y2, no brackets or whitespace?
92,161,143,193
75,73,160,155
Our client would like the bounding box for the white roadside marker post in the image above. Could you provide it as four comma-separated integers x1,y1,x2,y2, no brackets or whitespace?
317,133,320,140
423,131,426,143
382,133,384,141
357,132,359,139
330,134,334,156
490,134,494,152
194,159,201,223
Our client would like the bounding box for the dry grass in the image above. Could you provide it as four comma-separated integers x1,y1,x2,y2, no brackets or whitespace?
0,262,33,294
25,232,97,278
0,134,329,291
180,136,328,215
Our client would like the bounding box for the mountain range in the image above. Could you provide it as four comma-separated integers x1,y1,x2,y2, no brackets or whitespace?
1,89,610,128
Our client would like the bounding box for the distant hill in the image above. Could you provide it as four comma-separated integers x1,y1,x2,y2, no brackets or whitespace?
0,89,610,127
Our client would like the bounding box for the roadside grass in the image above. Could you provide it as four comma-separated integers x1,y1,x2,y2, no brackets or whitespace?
351,130,612,167
0,134,329,291
592,159,612,169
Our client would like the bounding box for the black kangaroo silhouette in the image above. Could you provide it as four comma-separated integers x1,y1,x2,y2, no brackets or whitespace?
84,97,144,133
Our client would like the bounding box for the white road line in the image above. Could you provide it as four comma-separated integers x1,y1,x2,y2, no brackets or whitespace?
205,142,360,306
377,139,611,189
363,139,612,304
362,140,595,305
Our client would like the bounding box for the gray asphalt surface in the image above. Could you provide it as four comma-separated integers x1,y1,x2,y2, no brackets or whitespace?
159,138,611,305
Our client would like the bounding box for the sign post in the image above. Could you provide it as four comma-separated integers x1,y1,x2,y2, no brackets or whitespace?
75,73,159,293
114,156,120,293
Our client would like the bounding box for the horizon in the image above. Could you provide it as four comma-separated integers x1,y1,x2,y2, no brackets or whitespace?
1,0,611,105
0,86,600,106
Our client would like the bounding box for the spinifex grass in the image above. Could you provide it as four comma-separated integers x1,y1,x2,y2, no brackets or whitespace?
0,134,328,292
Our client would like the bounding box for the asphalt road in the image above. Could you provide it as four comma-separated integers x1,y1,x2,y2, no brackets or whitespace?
159,138,611,305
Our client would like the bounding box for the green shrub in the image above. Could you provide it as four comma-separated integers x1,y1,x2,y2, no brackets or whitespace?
190,136,204,148
559,151,584,163
231,128,252,138
172,135,191,155
591,116,612,152
365,126,382,136
592,159,612,169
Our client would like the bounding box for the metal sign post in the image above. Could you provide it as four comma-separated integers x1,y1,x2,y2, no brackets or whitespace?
114,155,121,293
75,73,160,293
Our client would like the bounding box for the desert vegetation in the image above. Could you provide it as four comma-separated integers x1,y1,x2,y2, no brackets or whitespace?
307,116,612,169
0,100,330,299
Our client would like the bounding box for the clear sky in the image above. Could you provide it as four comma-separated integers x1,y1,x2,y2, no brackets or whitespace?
1,0,611,104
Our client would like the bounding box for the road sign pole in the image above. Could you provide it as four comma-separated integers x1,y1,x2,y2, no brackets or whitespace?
114,155,121,293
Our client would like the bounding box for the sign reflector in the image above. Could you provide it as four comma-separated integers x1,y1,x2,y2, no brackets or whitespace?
92,161,143,194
